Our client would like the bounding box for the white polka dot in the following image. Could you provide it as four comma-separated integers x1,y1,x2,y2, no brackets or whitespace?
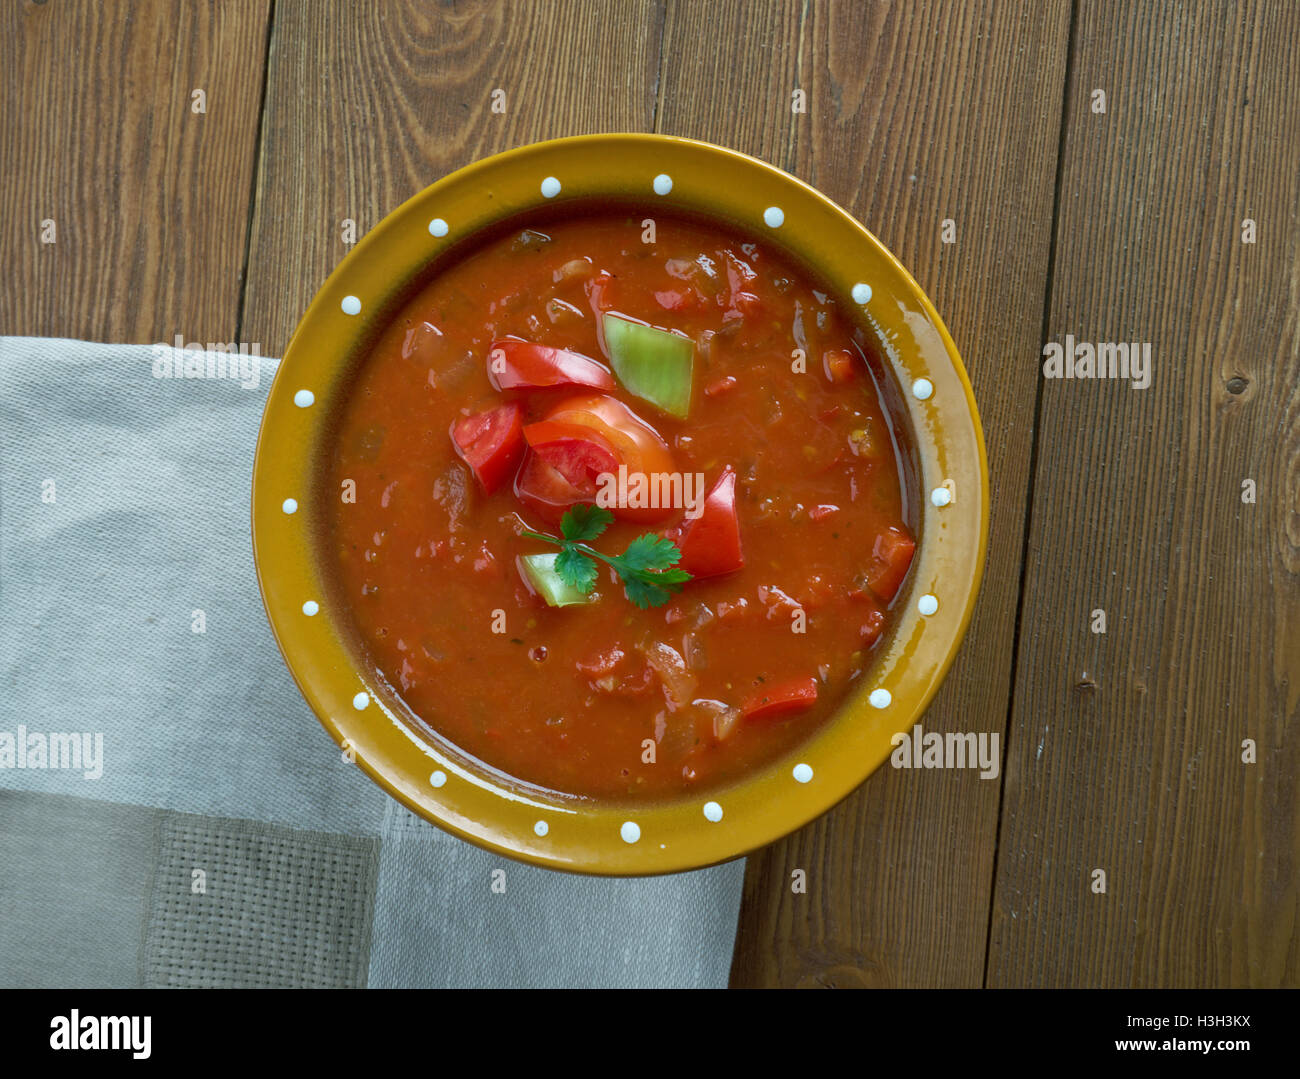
703,801,723,822
912,377,934,400
281,498,298,515
293,389,314,408
793,763,813,783
918,594,939,616
763,206,784,228
620,821,640,844
301,600,319,617
852,282,872,304
540,176,561,198
352,691,369,710
869,688,891,709
931,486,953,507
341,295,361,316
427,217,449,237
653,173,673,195
534,820,548,837
430,770,447,788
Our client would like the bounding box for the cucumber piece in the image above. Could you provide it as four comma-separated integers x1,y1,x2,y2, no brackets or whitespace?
518,553,593,607
602,313,694,419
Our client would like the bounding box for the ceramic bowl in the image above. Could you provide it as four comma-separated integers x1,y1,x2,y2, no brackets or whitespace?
252,133,988,875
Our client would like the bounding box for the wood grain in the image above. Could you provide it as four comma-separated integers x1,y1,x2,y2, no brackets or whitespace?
0,0,271,342
656,0,1073,987
988,0,1300,987
240,0,665,353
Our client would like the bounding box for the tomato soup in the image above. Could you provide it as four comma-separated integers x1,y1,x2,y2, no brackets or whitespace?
324,210,916,800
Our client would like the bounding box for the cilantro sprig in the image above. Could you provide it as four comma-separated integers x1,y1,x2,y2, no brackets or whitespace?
520,504,692,610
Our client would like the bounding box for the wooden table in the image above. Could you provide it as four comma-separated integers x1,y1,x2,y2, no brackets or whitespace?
4,0,1295,988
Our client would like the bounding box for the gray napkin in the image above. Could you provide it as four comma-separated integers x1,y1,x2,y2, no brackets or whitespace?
0,337,744,989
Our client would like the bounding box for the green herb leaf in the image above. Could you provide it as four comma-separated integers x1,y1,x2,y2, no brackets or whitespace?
554,545,599,594
621,566,692,609
561,503,613,543
519,512,692,611
618,532,683,573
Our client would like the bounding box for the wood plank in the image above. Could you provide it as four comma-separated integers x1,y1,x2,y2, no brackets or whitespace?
0,0,271,342
671,0,1073,987
241,0,664,353
988,0,1300,987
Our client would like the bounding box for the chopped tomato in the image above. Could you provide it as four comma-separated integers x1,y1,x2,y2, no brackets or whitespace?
757,583,801,621
716,597,749,621
654,288,697,312
704,375,738,398
666,466,743,578
450,402,525,494
487,339,615,392
662,601,688,625
587,271,617,313
471,541,506,579
515,420,620,521
741,677,819,722
575,645,656,696
864,525,916,603
576,645,626,679
722,251,757,300
855,593,887,648
541,394,677,522
523,419,615,454
823,348,855,383
809,504,840,521
801,573,835,610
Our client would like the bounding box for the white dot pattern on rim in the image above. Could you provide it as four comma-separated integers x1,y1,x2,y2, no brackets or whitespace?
703,801,723,822
430,770,447,788
540,176,561,198
869,688,891,709
912,378,934,400
653,173,673,195
301,600,319,617
293,389,314,408
851,282,872,304
620,821,640,844
281,498,298,515
351,691,369,710
918,594,939,616
793,763,813,783
428,218,449,237
341,295,361,316
931,486,953,507
534,820,548,837
763,206,784,228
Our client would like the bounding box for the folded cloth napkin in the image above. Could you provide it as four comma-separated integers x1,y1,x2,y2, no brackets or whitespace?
0,337,744,989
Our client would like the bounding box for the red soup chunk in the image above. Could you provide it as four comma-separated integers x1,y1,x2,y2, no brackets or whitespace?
325,212,916,800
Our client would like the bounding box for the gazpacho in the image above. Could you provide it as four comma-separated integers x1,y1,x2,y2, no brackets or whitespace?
324,211,916,800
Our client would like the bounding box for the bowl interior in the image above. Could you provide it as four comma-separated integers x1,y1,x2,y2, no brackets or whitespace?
252,134,989,875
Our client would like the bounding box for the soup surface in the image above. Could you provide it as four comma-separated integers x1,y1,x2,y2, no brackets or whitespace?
325,211,915,800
